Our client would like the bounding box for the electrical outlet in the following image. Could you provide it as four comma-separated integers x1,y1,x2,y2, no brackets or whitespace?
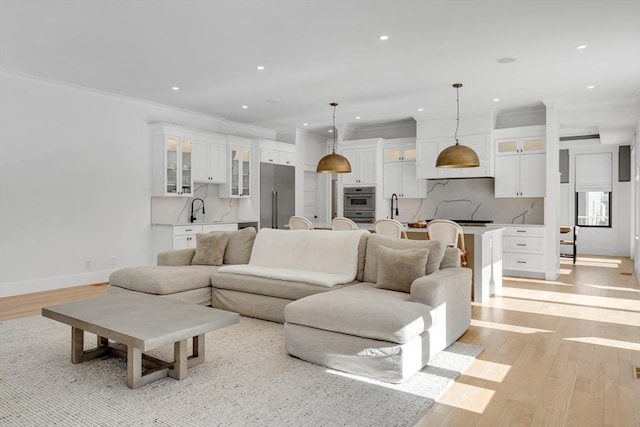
85,260,91,269
111,256,117,266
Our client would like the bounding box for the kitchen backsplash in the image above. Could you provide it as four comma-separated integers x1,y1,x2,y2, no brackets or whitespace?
151,184,240,225
396,177,544,224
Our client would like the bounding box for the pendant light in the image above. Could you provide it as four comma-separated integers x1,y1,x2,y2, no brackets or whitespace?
316,102,352,174
436,83,480,168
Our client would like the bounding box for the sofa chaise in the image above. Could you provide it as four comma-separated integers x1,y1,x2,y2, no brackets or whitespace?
108,226,472,382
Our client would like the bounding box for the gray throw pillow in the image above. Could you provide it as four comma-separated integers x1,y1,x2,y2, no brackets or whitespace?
223,227,257,265
363,234,445,283
191,233,229,266
376,246,430,293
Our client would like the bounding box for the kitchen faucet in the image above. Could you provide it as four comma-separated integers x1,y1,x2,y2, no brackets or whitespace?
190,198,206,223
391,193,399,219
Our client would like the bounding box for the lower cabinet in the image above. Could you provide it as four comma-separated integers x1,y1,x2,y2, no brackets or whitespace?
169,224,239,250
499,225,545,276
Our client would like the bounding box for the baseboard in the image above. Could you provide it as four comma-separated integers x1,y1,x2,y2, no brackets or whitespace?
0,270,115,298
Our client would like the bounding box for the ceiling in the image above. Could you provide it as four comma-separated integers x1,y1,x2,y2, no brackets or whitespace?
1,0,639,141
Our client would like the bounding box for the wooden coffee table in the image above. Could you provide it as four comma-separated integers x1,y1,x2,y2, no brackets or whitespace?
42,293,239,389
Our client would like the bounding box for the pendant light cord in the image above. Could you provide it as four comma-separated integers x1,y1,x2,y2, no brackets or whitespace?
454,84,460,145
332,102,338,153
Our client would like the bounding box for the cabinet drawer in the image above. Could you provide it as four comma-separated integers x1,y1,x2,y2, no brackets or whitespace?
173,225,203,236
503,236,544,254
502,226,544,237
503,253,544,272
202,223,238,233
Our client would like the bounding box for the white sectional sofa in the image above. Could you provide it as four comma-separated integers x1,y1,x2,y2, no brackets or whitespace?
108,226,472,382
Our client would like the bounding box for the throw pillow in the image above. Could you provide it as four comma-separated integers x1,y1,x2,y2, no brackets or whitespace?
363,235,445,283
223,227,257,265
376,245,430,293
191,233,229,266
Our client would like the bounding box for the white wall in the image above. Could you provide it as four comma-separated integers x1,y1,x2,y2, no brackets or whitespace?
295,130,330,225
0,72,273,296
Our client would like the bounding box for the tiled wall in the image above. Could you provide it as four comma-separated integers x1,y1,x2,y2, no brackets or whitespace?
396,178,544,224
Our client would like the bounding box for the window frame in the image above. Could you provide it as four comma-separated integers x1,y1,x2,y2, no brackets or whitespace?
575,190,612,228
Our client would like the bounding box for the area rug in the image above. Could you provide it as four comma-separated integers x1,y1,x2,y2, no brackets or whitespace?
0,314,482,427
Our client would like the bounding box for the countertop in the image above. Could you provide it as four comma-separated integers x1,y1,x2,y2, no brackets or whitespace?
152,220,258,226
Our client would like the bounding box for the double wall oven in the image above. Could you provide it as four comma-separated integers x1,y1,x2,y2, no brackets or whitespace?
343,187,375,224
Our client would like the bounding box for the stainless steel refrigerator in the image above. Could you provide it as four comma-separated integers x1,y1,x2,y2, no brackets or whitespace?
260,163,295,229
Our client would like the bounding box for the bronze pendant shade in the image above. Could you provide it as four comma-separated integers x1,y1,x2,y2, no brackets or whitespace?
435,83,480,168
316,102,352,174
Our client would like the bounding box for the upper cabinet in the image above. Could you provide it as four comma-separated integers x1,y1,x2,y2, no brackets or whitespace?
258,139,297,167
493,126,546,198
151,124,195,197
192,134,227,184
417,133,493,179
341,146,377,186
382,143,426,198
221,137,251,198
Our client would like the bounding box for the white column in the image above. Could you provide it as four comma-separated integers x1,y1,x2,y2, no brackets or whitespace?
543,100,560,280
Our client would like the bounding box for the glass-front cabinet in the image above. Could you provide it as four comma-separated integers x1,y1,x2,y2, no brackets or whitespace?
221,139,251,197
151,124,196,197
165,136,193,195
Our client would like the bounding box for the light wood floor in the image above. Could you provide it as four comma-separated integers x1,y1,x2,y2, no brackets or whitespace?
1,257,638,426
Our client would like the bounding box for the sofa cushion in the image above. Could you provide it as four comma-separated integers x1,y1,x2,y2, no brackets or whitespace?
226,228,368,286
109,265,219,295
440,247,462,269
376,246,430,293
363,235,445,283
210,271,354,300
223,226,257,265
191,233,228,266
284,283,433,345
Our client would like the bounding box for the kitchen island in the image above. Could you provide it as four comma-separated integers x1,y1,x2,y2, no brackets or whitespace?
406,225,503,303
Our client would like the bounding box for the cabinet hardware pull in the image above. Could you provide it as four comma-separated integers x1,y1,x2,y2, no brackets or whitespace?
517,243,527,246
516,230,526,233
517,260,527,264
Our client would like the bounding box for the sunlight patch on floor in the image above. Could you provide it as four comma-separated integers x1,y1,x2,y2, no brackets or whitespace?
485,297,640,327
584,283,640,293
559,268,574,275
437,382,495,414
471,319,552,334
564,336,640,352
499,286,640,312
577,257,623,264
504,277,573,287
462,359,512,383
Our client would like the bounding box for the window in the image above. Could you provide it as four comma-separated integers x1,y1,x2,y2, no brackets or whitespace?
576,191,611,227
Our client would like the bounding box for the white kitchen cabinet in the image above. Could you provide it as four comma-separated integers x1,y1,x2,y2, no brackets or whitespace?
172,225,202,249
151,124,195,196
259,144,296,166
341,147,377,185
171,223,238,249
417,133,493,179
192,136,227,184
383,145,425,198
496,225,546,276
494,125,546,198
221,138,251,198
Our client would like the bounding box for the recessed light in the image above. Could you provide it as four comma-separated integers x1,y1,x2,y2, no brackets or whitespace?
378,35,389,41
496,57,517,64
417,108,424,112
576,45,588,50
303,123,309,126
257,65,265,71
171,86,180,91
493,98,500,102
355,116,361,120
586,85,595,89
242,105,248,109
328,129,333,133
